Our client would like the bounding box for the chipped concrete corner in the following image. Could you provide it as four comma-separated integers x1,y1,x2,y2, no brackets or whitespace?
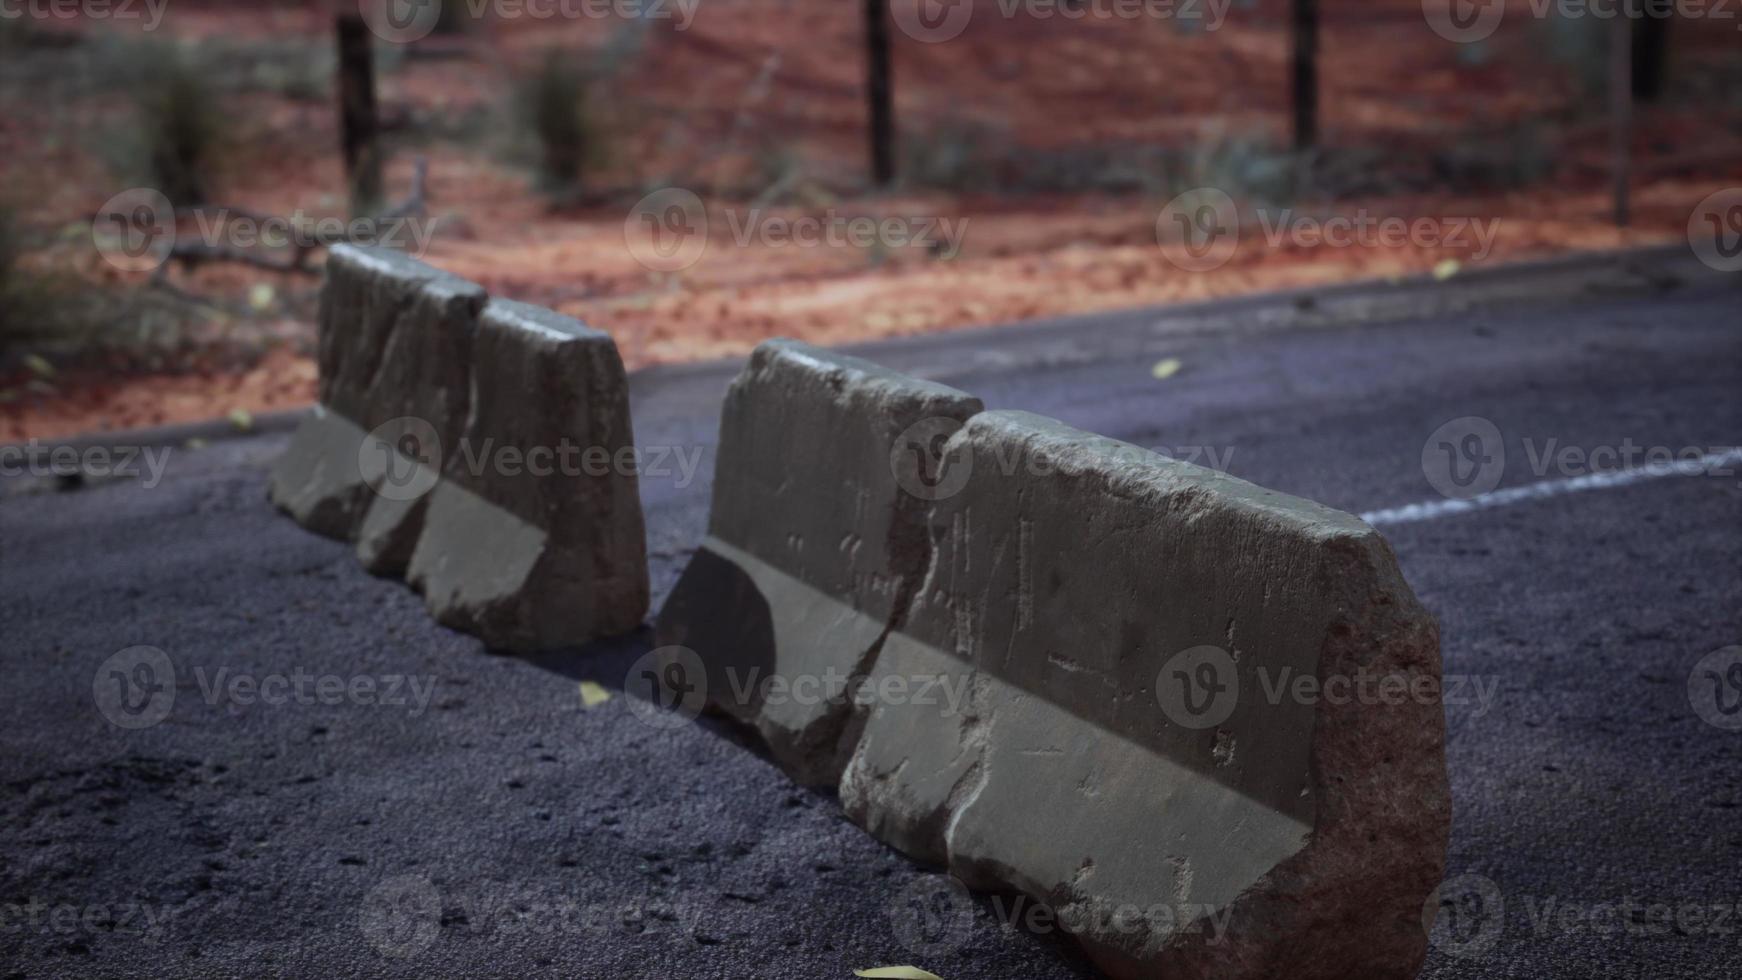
270,245,649,650
657,342,1450,979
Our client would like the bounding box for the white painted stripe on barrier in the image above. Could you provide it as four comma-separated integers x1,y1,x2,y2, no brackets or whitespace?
1363,447,1742,527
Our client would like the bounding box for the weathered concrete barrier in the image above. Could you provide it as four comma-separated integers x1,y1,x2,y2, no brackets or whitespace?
656,342,1449,979
655,339,982,785
405,299,648,651
270,246,482,543
271,245,649,650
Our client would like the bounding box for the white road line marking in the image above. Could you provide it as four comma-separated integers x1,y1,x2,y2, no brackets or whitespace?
1362,447,1742,527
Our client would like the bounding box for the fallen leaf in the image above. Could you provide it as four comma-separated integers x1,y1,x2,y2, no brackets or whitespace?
228,408,254,432
854,970,943,980
24,354,55,379
578,681,612,709
185,438,208,450
1150,357,1183,380
1432,258,1462,281
249,283,277,312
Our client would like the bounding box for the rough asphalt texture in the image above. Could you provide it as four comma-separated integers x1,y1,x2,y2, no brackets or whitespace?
2,255,1739,978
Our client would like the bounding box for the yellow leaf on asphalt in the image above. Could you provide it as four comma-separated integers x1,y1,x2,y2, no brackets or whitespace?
1432,259,1462,281
854,969,944,980
1150,357,1182,380
578,681,612,709
228,408,254,432
24,354,55,379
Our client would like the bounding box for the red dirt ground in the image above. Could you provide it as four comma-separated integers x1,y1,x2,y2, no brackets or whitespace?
2,0,1738,441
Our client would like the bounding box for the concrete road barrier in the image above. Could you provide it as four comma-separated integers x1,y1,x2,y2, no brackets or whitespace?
655,339,982,785
405,300,649,651
656,343,1449,979
269,245,482,545
271,246,649,650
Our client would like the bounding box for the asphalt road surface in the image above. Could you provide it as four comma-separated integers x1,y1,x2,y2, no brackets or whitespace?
3,253,1739,978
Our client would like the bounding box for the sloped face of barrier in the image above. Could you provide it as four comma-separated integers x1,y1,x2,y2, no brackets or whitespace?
270,245,648,651
657,343,1449,980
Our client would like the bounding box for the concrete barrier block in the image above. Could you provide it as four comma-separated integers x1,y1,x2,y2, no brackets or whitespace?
268,245,483,548
271,247,649,650
655,339,982,785
838,410,1449,980
404,300,649,650
349,273,486,576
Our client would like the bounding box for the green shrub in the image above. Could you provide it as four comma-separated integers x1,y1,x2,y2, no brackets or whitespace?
102,43,227,206
513,49,603,198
